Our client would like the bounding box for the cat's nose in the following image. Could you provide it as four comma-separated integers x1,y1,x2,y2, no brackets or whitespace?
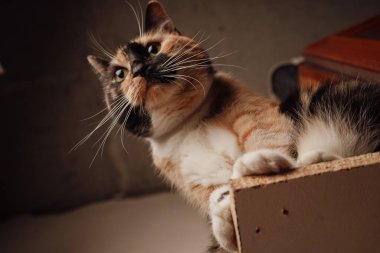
131,61,147,78
125,42,148,78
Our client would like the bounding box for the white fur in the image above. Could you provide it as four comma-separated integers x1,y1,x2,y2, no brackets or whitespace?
179,126,241,186
209,185,237,253
231,149,295,179
296,117,363,166
150,125,241,186
297,150,342,167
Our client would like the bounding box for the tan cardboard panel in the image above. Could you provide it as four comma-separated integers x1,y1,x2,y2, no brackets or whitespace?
230,152,380,253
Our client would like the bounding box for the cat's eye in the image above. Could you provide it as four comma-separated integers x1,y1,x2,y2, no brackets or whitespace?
147,43,161,56
114,68,128,82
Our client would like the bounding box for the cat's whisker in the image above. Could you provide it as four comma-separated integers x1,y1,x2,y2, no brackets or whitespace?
163,74,205,96
119,106,133,154
80,94,123,121
166,38,225,70
88,31,115,59
176,73,206,96
160,56,214,72
177,50,237,66
89,99,128,148
164,34,211,69
162,33,210,69
90,100,130,166
125,1,142,37
162,53,245,73
69,97,126,153
138,0,144,35
161,31,203,68
196,63,247,70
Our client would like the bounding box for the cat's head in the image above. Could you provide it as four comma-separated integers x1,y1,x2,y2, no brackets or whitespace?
88,1,215,138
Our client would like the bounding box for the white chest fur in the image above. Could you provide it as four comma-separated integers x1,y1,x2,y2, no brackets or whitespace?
150,125,241,186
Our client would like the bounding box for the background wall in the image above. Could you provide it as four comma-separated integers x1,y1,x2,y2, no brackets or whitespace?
1,0,379,218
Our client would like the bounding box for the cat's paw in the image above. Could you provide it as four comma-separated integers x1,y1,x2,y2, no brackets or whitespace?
231,149,295,179
209,185,237,253
297,150,342,167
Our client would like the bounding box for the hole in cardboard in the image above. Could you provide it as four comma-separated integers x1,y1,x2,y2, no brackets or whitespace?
282,208,289,216
255,226,261,234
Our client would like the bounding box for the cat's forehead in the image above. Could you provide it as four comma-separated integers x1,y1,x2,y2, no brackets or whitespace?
112,33,197,65
133,33,194,48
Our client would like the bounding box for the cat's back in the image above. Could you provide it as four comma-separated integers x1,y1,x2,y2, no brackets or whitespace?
203,72,294,153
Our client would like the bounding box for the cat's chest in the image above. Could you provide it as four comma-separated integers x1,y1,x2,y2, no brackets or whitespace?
151,126,241,186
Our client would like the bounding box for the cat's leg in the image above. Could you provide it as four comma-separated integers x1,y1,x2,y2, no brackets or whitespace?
210,150,295,252
297,150,342,167
231,149,295,179
209,185,237,253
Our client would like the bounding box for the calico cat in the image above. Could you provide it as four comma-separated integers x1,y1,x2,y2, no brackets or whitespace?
86,1,380,253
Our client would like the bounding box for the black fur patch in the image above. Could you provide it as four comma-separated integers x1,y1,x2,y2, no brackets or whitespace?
114,103,152,137
208,244,221,253
217,191,229,203
205,77,236,119
279,87,301,122
308,83,380,129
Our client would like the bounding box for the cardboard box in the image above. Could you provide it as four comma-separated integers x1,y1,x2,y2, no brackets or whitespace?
230,152,380,253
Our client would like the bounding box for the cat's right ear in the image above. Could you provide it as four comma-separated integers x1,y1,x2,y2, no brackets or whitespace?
87,55,109,77
145,1,180,34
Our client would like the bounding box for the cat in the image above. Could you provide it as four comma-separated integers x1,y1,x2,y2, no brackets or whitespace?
86,1,380,253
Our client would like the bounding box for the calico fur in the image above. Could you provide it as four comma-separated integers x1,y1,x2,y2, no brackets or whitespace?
88,2,294,252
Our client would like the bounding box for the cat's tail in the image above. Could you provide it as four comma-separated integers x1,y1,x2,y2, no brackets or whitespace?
283,81,380,161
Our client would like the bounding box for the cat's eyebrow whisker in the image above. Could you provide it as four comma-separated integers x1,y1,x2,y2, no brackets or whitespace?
125,1,143,37
88,32,115,59
137,0,144,35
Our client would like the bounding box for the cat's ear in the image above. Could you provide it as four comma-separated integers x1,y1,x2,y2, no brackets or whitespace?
145,1,180,34
87,55,109,77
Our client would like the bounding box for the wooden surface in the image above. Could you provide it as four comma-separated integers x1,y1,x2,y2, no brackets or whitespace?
300,15,380,87
230,152,380,253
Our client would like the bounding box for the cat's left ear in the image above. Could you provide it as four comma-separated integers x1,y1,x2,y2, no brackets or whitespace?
87,55,109,77
145,1,180,34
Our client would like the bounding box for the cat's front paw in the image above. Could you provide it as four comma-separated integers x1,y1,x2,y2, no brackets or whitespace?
297,150,342,167
231,149,295,179
209,186,237,253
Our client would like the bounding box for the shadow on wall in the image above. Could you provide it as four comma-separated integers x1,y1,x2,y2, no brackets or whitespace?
1,0,379,218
